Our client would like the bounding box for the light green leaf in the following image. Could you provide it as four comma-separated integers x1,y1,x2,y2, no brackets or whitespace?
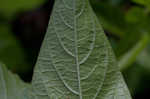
0,0,44,19
0,63,30,99
31,0,132,98
132,0,150,8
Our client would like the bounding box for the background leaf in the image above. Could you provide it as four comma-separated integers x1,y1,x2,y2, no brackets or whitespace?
0,63,30,99
90,0,126,37
0,0,45,19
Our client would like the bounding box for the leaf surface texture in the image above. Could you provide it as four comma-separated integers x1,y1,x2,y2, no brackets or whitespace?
31,0,132,99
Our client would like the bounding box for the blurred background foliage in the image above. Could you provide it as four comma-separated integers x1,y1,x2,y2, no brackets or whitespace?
0,0,150,98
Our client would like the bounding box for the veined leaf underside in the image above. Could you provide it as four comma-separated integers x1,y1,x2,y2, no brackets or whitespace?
31,0,132,99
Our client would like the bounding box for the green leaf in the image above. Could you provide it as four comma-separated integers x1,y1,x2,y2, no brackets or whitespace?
30,0,132,98
0,63,30,99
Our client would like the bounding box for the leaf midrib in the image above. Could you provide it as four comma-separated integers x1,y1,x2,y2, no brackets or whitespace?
37,0,107,98
73,0,82,98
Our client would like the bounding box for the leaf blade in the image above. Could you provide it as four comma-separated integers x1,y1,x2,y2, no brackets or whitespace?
31,0,132,99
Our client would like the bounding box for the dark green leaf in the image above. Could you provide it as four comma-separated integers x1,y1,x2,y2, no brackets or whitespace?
0,25,30,73
90,0,126,37
119,35,149,71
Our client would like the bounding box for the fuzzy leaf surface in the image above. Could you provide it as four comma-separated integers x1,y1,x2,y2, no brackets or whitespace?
31,0,132,99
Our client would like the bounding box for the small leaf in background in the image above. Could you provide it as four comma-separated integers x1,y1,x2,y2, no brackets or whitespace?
30,0,132,98
132,0,150,8
0,0,45,19
0,63,30,99
125,7,146,23
125,6,150,33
